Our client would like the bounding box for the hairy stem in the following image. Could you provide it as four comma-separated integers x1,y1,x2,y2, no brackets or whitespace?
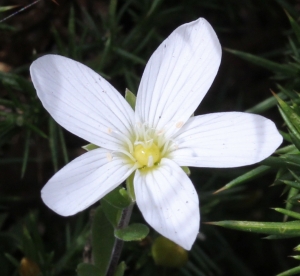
106,203,134,276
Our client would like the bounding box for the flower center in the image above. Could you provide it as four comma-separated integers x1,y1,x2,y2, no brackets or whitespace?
133,142,161,167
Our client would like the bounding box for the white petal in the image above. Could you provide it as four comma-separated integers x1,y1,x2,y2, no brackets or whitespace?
170,112,283,168
30,55,135,151
134,158,199,250
41,148,135,216
135,18,221,138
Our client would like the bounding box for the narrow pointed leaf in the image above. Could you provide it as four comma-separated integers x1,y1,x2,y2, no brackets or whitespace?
286,12,300,45
276,145,297,155
245,92,285,113
274,94,300,135
48,118,59,172
209,220,300,236
92,206,116,274
225,48,298,76
264,234,300,239
215,165,271,193
273,208,300,220
0,5,18,12
21,130,31,178
58,126,69,163
289,131,300,151
280,179,300,189
277,265,300,276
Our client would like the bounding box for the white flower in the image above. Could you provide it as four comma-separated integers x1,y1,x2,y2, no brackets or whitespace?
30,18,282,250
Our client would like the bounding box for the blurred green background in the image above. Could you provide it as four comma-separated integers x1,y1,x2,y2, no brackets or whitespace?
1,0,299,275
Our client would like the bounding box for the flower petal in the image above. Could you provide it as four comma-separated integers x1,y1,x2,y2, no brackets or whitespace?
41,148,135,216
135,18,221,138
134,159,200,250
170,112,282,168
30,55,135,151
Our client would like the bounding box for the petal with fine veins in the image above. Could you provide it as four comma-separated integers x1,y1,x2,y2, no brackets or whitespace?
30,55,135,151
135,18,221,138
134,158,200,250
41,148,135,216
170,112,282,168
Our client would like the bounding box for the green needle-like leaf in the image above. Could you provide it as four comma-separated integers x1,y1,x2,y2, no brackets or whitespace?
273,208,300,220
286,12,300,45
274,93,300,138
277,265,300,276
225,48,298,76
214,165,271,193
280,179,300,190
209,220,300,236
21,130,31,178
0,5,18,12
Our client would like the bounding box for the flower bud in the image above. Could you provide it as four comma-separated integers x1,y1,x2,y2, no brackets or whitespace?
19,257,41,276
151,236,188,268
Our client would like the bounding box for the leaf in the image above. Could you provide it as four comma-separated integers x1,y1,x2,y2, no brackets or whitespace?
22,227,38,262
101,199,122,228
77,263,102,276
181,166,191,176
225,48,298,76
286,12,300,45
264,234,300,239
277,265,300,276
103,187,132,210
92,206,116,274
126,172,135,201
4,253,19,267
274,93,300,139
48,118,59,172
21,130,31,178
125,88,136,110
0,5,18,12
280,179,300,190
114,48,146,65
114,223,149,241
113,261,126,276
245,92,286,114
214,165,271,193
82,143,100,151
209,220,300,236
289,131,300,151
273,208,300,220
68,6,76,58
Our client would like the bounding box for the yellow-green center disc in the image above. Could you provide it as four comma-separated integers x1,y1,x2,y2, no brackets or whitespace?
133,143,161,167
